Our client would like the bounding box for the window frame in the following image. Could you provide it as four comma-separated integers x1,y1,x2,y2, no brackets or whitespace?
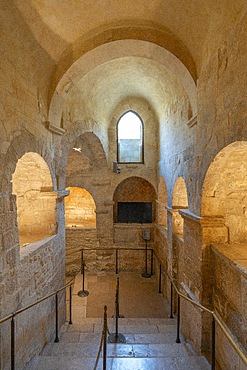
116,110,144,164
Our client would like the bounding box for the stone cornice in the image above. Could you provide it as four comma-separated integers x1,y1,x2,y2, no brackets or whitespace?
179,209,225,227
57,190,70,199
45,121,65,135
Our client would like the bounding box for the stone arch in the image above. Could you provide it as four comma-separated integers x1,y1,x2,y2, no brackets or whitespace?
113,176,157,223
65,187,96,228
1,132,55,194
201,141,247,244
50,21,197,97
59,123,108,189
172,176,188,235
157,176,168,227
48,39,197,129
12,152,57,246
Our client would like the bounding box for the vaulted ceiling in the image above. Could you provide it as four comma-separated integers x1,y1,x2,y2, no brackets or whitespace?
11,0,246,122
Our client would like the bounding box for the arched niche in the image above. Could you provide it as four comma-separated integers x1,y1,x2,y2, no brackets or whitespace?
201,141,247,244
65,187,96,228
172,176,188,235
12,152,57,246
157,176,168,227
113,176,156,223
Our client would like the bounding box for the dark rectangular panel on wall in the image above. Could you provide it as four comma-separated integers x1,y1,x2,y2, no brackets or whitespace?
117,202,152,223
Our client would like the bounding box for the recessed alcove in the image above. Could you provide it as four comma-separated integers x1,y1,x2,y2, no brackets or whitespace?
113,176,156,224
12,152,57,247
65,187,96,228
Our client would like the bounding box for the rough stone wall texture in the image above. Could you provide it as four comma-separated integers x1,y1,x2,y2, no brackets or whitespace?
66,225,154,275
0,2,247,369
211,245,247,370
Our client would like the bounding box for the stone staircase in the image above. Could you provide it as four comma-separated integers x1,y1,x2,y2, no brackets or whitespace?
24,316,211,370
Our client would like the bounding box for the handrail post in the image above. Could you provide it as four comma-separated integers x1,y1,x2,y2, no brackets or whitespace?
170,282,174,319
11,315,15,370
115,249,118,275
69,285,73,325
54,293,59,343
151,249,154,275
158,264,162,293
176,295,181,343
212,316,216,370
103,306,107,370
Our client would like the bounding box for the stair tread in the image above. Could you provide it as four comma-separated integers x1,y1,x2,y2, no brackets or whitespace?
42,341,195,358
25,355,210,370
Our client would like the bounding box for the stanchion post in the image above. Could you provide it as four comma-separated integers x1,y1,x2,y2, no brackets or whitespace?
158,264,162,293
108,277,126,344
54,293,59,343
142,240,151,278
170,282,174,319
115,249,118,275
81,249,84,272
103,306,107,370
69,284,73,325
151,249,154,275
212,316,216,370
115,282,119,342
11,315,15,370
78,260,89,297
176,295,181,343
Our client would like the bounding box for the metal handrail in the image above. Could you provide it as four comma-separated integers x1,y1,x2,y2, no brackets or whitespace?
0,270,79,325
153,251,247,367
0,268,80,370
66,246,154,275
67,246,247,366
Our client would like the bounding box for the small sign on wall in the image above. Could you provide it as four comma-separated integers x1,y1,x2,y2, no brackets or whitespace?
142,228,151,241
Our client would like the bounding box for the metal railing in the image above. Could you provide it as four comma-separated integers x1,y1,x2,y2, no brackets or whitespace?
67,246,154,276
93,277,126,369
0,271,80,370
154,255,247,369
68,246,247,369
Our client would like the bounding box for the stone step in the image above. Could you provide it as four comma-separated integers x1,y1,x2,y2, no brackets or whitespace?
24,317,211,370
42,341,195,358
60,331,179,345
25,354,210,370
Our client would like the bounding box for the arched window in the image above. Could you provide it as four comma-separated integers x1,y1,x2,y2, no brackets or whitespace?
117,111,143,163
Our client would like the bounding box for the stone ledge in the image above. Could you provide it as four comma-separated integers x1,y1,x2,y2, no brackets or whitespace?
187,114,197,128
45,121,65,135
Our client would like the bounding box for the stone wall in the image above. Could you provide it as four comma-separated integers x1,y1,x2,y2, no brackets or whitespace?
211,245,247,370
66,224,155,275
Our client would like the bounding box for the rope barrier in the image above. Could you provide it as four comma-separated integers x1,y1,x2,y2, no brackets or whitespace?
93,305,108,370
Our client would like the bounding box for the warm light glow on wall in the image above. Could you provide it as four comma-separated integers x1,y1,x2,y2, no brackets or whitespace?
65,187,96,228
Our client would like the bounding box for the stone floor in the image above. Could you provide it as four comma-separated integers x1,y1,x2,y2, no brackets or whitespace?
24,272,211,370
